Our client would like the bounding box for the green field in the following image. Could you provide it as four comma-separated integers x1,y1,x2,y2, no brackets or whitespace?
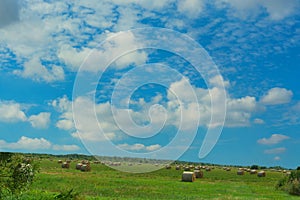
13,159,299,199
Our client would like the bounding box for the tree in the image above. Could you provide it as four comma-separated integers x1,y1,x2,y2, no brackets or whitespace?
250,165,259,170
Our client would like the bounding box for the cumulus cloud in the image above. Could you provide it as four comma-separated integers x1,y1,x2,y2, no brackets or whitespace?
264,147,286,154
13,57,64,82
71,97,118,141
0,136,80,152
260,87,293,105
0,101,27,123
28,112,51,129
52,95,74,131
0,0,19,28
118,143,161,152
257,134,290,145
0,136,51,150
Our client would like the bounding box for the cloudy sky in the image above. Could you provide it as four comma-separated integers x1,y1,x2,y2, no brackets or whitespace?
0,0,299,168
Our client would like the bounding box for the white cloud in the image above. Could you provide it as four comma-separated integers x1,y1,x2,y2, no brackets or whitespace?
60,30,148,72
28,112,51,129
72,97,118,141
111,0,175,10
209,75,230,88
262,0,300,20
216,0,299,20
0,136,51,150
13,57,64,82
118,143,161,152
167,77,256,128
52,144,80,151
52,95,74,131
146,144,162,151
177,0,205,18
257,134,290,145
253,118,264,124
261,87,293,105
225,96,257,127
0,101,27,123
274,156,281,161
0,136,80,152
58,45,91,72
264,147,286,154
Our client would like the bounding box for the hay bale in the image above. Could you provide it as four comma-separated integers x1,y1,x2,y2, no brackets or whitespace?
182,172,195,182
237,170,244,175
184,166,190,171
165,165,171,169
257,171,266,177
66,160,71,163
76,163,83,170
80,164,91,172
58,160,63,164
81,160,90,165
61,162,70,169
194,170,203,178
206,167,211,172
194,166,200,170
226,167,231,171
250,169,257,174
176,165,181,170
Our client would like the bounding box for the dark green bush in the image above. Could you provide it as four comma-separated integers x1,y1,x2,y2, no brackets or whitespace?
0,153,39,198
276,170,300,196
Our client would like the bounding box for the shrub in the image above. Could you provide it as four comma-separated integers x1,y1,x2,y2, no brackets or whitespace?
0,153,39,198
276,170,300,196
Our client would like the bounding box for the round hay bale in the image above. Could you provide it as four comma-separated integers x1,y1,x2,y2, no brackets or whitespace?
206,167,211,172
194,166,200,170
80,164,91,172
165,165,171,169
176,165,181,170
61,162,70,169
226,167,231,171
76,163,83,170
194,170,203,178
81,160,90,165
182,172,195,182
257,171,266,177
58,160,63,164
250,169,257,174
66,160,71,163
237,170,244,175
184,166,190,171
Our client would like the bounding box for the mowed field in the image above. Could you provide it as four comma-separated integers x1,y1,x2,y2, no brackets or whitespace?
24,159,299,199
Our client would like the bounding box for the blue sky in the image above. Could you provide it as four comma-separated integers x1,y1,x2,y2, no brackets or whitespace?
0,0,299,169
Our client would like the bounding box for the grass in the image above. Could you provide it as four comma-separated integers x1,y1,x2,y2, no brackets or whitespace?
13,160,300,199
